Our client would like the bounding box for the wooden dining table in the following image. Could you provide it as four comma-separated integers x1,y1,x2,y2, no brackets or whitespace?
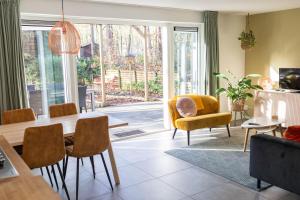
0,111,128,185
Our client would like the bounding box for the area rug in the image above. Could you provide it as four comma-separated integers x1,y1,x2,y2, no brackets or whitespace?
165,127,272,191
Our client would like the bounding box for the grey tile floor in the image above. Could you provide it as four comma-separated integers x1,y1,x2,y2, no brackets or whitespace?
34,129,300,200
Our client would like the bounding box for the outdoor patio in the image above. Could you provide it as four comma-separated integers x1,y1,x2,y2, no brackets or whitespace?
99,101,164,140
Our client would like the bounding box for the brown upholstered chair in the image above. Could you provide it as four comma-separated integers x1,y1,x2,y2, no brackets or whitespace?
49,102,85,165
22,123,70,200
63,116,113,200
2,108,36,156
2,108,35,124
49,103,77,118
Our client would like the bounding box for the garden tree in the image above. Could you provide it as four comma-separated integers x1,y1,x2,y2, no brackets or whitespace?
24,53,40,86
132,25,149,101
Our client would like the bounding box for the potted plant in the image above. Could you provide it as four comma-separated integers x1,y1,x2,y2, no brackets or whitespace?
238,13,256,50
238,30,256,50
214,71,263,112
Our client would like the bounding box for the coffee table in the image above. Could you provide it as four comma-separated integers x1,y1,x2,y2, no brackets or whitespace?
241,117,283,152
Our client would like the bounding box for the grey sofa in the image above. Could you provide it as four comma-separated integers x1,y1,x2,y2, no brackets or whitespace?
250,134,300,194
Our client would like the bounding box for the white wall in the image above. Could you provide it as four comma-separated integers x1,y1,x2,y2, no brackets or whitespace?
20,0,203,24
218,13,246,112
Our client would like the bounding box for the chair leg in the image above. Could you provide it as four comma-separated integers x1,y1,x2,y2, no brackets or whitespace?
81,158,84,166
79,107,82,113
100,153,113,191
63,155,69,179
40,168,44,176
90,156,96,179
209,128,212,132
76,158,80,200
226,124,231,137
234,112,237,126
85,106,87,113
51,165,59,191
187,131,190,146
45,166,54,187
56,163,70,200
172,128,177,139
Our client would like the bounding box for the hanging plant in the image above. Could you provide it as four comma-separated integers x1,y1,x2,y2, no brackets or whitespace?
238,14,256,50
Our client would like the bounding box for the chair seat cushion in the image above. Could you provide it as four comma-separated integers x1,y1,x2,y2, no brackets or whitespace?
175,112,232,131
176,97,197,118
284,126,300,142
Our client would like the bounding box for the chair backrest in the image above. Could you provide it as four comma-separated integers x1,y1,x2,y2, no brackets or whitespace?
78,85,87,108
49,103,77,118
72,116,109,157
22,123,65,169
2,108,36,125
168,95,220,126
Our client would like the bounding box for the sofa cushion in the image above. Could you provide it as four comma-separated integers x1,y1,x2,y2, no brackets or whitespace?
175,112,232,131
176,97,197,118
284,126,300,142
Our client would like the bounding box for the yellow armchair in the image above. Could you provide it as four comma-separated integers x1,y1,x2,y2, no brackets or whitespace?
168,94,232,145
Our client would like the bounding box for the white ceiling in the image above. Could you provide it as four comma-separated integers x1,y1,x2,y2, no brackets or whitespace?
77,0,300,14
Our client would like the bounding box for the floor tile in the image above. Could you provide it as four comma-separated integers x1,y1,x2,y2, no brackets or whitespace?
192,183,266,200
160,167,227,196
118,179,186,200
133,155,192,177
260,186,300,200
97,165,154,188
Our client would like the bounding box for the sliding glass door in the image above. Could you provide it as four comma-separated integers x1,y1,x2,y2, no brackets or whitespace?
173,27,199,95
22,26,66,116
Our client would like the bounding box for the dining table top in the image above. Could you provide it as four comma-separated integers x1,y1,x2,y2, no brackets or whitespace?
0,111,128,147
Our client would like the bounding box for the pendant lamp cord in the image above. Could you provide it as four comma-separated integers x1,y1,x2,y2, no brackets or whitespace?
62,0,65,22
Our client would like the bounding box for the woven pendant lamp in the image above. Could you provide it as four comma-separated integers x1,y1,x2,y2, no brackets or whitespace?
48,0,81,55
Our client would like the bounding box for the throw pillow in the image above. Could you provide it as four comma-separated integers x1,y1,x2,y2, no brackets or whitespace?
284,126,300,142
176,94,204,111
176,97,197,118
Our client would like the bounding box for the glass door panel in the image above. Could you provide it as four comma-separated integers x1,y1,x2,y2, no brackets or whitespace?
174,27,199,95
22,27,66,116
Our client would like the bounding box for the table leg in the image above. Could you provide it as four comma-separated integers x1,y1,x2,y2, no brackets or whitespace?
272,130,276,137
91,92,95,111
243,128,250,152
107,142,120,185
279,124,283,137
240,112,243,123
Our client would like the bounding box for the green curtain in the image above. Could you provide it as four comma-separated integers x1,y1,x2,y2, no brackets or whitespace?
0,0,27,123
204,11,219,96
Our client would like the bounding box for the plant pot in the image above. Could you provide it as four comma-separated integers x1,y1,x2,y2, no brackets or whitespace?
228,99,245,112
241,42,253,50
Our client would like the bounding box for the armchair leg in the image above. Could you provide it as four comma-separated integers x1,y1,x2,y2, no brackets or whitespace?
187,131,190,146
257,179,261,189
172,128,177,139
226,124,231,137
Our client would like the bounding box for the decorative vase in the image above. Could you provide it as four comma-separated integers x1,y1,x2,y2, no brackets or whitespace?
228,99,245,112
